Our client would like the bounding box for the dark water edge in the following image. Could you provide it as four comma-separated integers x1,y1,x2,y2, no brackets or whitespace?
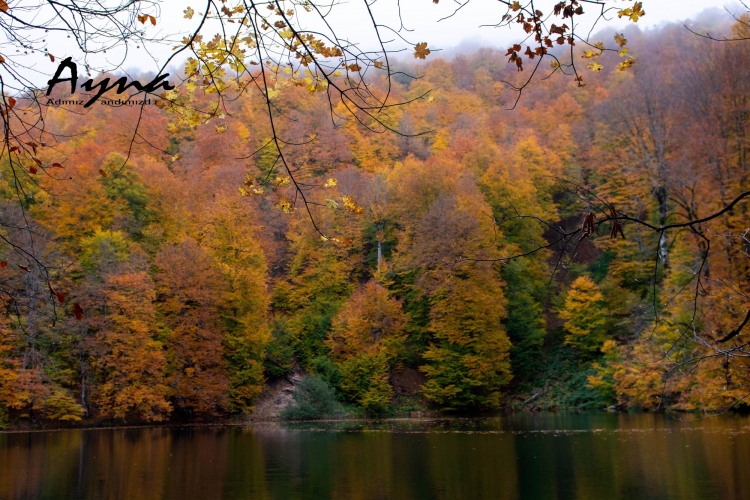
1,412,749,500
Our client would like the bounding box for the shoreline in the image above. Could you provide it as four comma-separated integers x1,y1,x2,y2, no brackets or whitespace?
2,408,736,434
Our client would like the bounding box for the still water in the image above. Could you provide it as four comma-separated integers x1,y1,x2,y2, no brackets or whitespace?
1,413,749,500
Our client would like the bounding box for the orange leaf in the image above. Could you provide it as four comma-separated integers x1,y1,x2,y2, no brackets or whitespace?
7,96,15,108
99,169,109,177
149,15,156,25
413,42,431,60
0,0,8,13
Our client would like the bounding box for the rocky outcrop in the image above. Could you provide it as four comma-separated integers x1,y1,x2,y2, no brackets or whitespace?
251,366,306,420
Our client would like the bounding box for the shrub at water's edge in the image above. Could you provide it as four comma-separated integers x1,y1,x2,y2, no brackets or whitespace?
281,376,346,420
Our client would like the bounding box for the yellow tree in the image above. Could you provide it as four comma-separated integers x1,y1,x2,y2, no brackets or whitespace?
327,281,407,412
558,276,608,354
421,269,512,409
201,198,270,413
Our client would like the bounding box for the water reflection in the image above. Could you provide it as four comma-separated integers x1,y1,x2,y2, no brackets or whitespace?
1,413,749,500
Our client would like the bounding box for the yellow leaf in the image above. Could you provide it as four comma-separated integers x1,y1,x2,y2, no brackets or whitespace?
183,7,195,19
510,1,521,12
274,175,291,187
324,177,338,188
587,62,603,72
171,153,181,162
619,48,629,57
413,42,431,60
326,199,339,209
373,61,383,69
581,50,600,59
342,195,364,214
614,33,627,47
215,124,227,134
616,58,635,71
618,2,645,22
277,198,294,213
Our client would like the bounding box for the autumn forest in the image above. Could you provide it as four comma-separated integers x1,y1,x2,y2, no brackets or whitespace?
0,12,748,427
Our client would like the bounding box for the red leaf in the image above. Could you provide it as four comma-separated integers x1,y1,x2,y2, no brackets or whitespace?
579,212,596,241
48,53,55,63
73,302,84,321
29,165,38,174
51,162,64,168
9,146,19,153
31,156,42,166
18,265,30,272
48,283,65,304
0,261,6,268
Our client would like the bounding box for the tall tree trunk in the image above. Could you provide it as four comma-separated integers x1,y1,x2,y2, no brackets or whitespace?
653,185,670,269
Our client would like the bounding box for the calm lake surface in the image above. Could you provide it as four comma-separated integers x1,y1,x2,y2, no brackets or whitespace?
1,413,749,500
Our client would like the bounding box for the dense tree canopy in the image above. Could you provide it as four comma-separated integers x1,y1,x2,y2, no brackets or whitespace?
0,2,748,424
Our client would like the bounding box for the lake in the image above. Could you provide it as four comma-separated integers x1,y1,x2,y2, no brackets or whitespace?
1,413,749,500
